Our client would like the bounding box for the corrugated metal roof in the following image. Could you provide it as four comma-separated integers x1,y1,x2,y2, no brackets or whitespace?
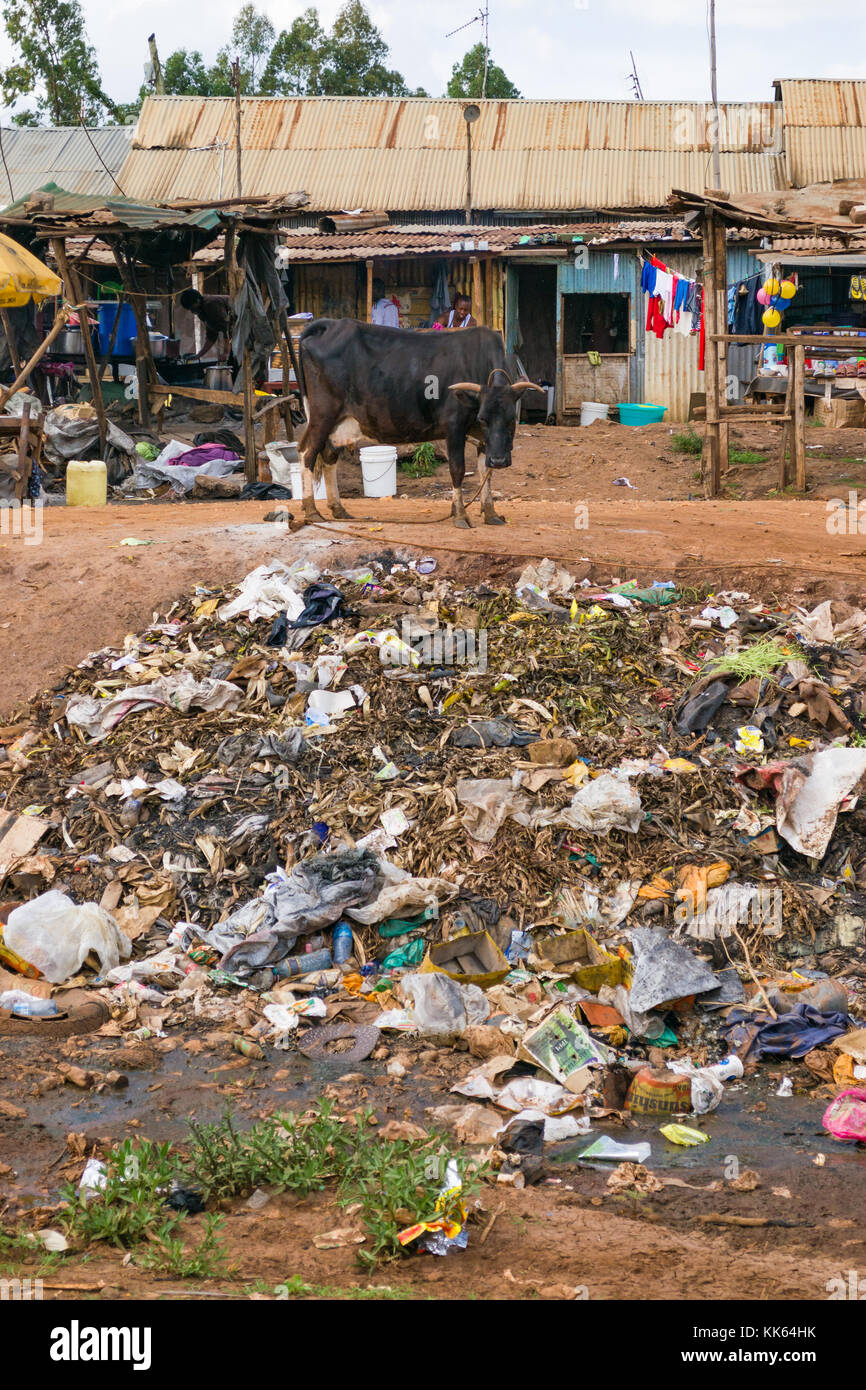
0,182,223,232
778,80,866,186
0,126,133,207
279,219,698,261
119,96,786,211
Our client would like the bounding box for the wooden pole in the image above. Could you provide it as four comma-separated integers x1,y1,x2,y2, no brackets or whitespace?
365,260,374,322
232,61,243,200
52,238,108,453
224,223,256,483
0,309,23,378
110,247,152,430
700,212,722,498
792,343,806,491
0,302,72,410
471,256,482,326
777,366,794,489
714,216,729,473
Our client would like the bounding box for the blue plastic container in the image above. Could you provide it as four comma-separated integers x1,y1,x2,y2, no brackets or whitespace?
97,302,137,356
618,402,667,426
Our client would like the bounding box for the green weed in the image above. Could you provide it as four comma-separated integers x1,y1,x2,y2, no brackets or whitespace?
400,443,439,477
728,448,765,465
707,637,802,685
670,429,702,456
139,1214,229,1279
59,1137,180,1250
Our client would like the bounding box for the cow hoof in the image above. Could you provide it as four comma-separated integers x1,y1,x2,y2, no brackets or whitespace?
483,512,506,526
453,515,472,529
330,504,351,519
304,507,327,524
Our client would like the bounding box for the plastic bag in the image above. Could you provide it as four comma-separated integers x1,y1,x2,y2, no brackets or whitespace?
666,1059,725,1114
401,972,490,1036
5,889,131,983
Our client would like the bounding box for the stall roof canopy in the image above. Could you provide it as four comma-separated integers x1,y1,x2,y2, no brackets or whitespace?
0,126,133,208
119,95,787,212
0,182,308,234
670,181,866,242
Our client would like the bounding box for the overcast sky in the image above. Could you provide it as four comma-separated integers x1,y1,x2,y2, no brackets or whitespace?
2,0,866,114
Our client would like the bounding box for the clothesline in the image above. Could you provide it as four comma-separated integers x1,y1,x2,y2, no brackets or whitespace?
639,253,705,370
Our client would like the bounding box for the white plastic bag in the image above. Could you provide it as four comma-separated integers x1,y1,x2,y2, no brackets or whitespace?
4,889,131,983
401,972,489,1036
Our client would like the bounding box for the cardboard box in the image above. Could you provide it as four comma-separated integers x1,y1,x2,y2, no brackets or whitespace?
518,1007,610,1093
421,930,509,989
530,928,628,992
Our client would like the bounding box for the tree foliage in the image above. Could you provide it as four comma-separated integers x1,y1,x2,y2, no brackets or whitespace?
261,1,416,97
0,0,117,126
446,43,520,100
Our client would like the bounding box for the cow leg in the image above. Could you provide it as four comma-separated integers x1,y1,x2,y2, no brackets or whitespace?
322,446,350,519
447,432,471,529
480,460,505,525
298,423,331,523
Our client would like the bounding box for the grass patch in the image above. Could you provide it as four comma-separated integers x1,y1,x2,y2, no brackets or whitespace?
728,448,765,465
58,1105,484,1273
268,1274,419,1300
707,637,802,685
670,429,702,456
400,443,439,477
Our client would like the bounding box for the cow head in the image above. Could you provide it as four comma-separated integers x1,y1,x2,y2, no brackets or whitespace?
449,370,545,468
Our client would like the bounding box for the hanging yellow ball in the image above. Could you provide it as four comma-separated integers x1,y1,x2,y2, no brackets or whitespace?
763,307,782,328
780,280,796,300
763,278,781,297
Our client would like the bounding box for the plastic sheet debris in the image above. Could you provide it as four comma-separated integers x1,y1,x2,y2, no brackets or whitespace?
66,671,242,739
400,971,490,1036
626,928,720,1014
5,890,131,983
660,1123,709,1146
774,747,866,859
823,1088,866,1142
578,1136,651,1163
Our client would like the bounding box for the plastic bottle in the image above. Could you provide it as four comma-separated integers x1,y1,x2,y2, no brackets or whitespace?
706,1055,744,1083
273,948,333,979
332,921,354,965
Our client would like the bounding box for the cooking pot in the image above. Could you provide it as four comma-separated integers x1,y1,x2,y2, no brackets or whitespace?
148,335,179,360
205,366,234,391
55,329,85,355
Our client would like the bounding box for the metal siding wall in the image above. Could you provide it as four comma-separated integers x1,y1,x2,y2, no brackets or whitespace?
556,251,642,412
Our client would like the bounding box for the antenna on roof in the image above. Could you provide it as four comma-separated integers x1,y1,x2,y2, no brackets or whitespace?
446,0,490,98
628,51,644,101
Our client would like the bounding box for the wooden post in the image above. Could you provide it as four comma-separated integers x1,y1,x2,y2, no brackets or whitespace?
0,302,72,410
225,223,257,483
713,217,729,473
110,248,152,430
277,309,295,442
52,237,108,452
0,309,22,378
365,260,374,322
777,365,794,489
471,256,482,326
700,212,722,498
792,343,806,491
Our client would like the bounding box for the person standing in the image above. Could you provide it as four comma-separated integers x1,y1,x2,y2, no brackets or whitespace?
371,278,400,327
436,292,476,329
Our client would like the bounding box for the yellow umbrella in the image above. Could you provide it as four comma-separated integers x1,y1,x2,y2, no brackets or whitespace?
0,231,62,308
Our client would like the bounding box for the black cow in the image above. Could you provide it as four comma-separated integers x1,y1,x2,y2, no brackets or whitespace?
294,317,542,527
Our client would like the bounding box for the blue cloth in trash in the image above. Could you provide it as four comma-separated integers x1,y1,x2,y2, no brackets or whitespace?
719,1003,849,1060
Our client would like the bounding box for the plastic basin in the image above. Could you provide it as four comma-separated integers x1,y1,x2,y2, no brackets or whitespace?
618,403,667,426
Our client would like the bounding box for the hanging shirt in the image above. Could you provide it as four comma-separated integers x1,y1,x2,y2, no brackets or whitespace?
640,259,658,296
654,270,674,324
674,277,690,316
674,310,693,336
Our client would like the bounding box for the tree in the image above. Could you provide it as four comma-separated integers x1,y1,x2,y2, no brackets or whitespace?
262,1,415,98
447,43,520,99
213,4,276,95
320,0,407,96
0,0,116,126
163,49,227,97
260,8,328,96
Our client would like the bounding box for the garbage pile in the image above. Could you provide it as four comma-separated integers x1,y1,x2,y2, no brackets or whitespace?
3,553,866,1183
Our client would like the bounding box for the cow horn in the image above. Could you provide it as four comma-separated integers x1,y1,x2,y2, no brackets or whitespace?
448,381,483,393
511,380,546,395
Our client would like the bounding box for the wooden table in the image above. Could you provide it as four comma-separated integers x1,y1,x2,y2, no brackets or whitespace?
0,408,42,501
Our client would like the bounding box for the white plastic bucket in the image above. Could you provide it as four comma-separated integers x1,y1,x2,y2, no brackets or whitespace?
580,401,610,427
360,445,397,498
287,456,327,502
